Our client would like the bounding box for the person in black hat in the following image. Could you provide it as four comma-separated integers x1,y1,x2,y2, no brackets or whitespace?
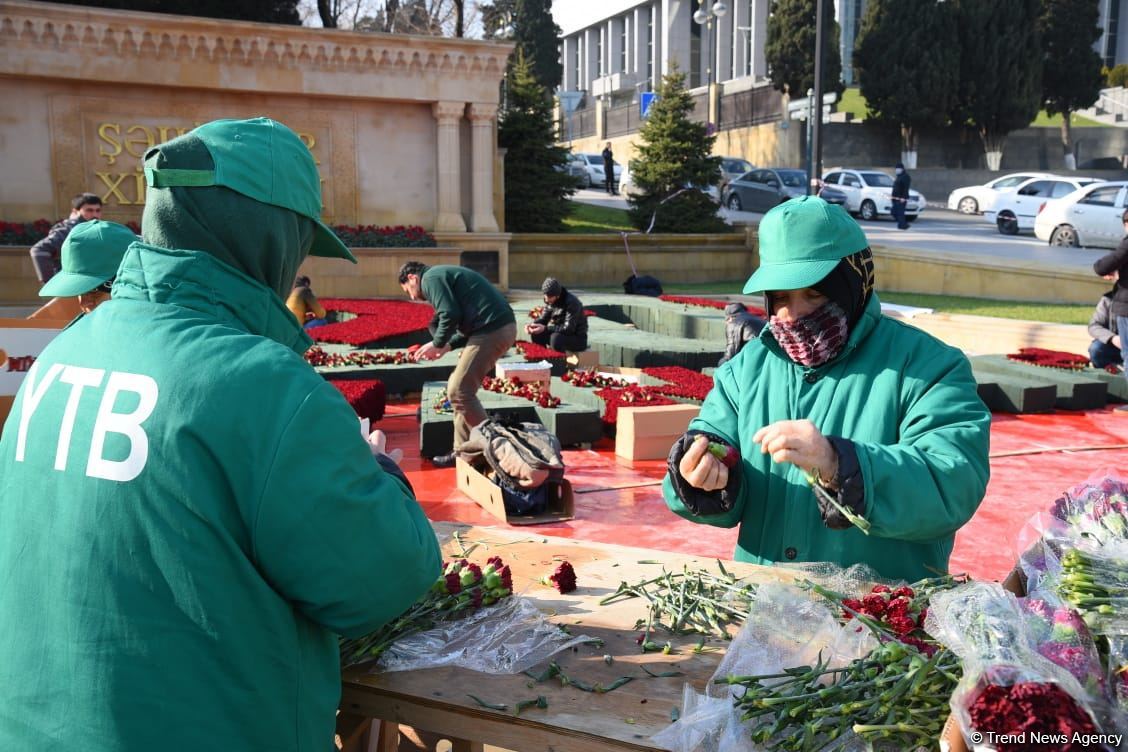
891,163,911,230
526,277,588,353
718,302,765,366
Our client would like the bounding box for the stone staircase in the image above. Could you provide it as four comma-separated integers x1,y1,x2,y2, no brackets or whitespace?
1078,86,1128,126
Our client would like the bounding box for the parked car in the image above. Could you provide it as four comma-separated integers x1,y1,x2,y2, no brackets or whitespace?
945,172,1056,215
619,161,721,203
575,153,622,189
719,157,754,190
984,176,1099,235
723,168,808,212
821,168,926,221
1033,181,1128,248
562,153,590,183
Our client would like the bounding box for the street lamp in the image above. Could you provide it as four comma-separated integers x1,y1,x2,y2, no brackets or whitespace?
693,0,727,129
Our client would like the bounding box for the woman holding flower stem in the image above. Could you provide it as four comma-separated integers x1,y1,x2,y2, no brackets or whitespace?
664,196,991,582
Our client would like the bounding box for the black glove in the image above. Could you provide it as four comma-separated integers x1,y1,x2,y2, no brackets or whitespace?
666,430,742,516
814,436,865,530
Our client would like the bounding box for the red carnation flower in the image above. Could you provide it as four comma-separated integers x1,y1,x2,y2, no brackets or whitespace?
548,561,577,594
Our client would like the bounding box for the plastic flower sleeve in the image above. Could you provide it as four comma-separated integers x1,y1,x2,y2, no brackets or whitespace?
371,596,594,675
926,582,1104,748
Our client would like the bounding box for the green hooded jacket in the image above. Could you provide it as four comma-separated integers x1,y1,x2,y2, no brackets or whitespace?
0,243,441,751
663,295,991,582
421,265,516,349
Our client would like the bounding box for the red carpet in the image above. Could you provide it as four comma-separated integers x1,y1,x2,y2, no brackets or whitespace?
381,401,1128,583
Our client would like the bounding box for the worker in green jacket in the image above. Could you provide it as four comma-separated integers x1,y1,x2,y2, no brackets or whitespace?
38,218,138,314
398,261,517,467
0,118,442,751
664,196,990,582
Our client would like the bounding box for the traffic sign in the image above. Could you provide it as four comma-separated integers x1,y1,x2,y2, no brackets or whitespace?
640,92,658,118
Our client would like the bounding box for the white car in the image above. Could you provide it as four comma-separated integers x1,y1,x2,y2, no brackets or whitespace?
1034,181,1128,248
576,153,622,189
984,176,1099,235
821,169,926,221
946,172,1055,215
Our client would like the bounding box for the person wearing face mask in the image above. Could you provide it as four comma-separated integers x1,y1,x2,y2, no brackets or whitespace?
663,196,990,582
36,219,137,317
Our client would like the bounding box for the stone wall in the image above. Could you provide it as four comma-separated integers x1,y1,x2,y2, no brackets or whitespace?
0,0,511,238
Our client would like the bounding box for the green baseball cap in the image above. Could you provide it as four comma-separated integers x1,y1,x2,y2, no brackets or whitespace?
143,117,355,263
39,220,137,298
743,196,869,294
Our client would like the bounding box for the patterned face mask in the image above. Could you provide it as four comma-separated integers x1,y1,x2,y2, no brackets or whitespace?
769,300,849,367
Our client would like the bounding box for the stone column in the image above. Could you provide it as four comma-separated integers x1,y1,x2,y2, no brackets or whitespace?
732,0,749,78
751,0,769,79
432,101,466,232
467,103,499,232
662,0,691,77
715,4,733,82
633,5,650,80
562,36,575,90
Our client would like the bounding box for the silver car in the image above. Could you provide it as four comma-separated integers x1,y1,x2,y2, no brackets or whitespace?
723,168,809,212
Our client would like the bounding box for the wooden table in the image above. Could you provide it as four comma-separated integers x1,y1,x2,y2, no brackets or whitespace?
339,523,795,752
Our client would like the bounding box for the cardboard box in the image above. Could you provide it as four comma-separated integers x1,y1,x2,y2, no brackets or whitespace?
565,350,600,369
455,457,574,525
496,360,552,389
615,404,701,461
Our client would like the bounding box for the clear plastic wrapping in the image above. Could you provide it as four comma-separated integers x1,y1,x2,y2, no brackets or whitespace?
926,582,1107,748
370,596,593,675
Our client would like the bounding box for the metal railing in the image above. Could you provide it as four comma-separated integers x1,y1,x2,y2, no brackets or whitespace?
719,86,783,129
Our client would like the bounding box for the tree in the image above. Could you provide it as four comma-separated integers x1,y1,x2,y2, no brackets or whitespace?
514,0,562,91
952,0,1043,170
852,0,959,166
318,0,468,34
627,63,726,233
764,0,843,97
48,0,300,24
497,53,577,232
480,0,516,39
1040,0,1104,169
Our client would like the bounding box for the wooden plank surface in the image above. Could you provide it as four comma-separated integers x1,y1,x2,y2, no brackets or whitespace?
341,523,796,752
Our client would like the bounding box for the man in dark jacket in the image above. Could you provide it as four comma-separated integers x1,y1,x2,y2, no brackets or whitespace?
526,277,588,352
1094,213,1128,407
1088,290,1122,372
890,163,911,230
718,302,765,366
602,142,616,194
29,192,103,283
399,262,518,465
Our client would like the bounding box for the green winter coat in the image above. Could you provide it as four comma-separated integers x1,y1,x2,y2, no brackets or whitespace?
0,243,441,751
422,265,515,349
663,295,990,582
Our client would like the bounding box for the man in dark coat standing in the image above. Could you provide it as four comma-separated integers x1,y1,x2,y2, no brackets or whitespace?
601,142,616,194
891,162,911,230
1094,210,1128,409
526,277,588,352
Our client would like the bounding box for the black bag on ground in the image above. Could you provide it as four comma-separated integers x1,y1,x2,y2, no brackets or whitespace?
623,274,663,296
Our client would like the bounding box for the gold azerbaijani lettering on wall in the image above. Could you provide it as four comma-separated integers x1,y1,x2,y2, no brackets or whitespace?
92,121,325,207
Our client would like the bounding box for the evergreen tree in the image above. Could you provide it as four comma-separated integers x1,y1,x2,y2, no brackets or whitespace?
51,0,300,24
764,0,843,97
480,0,517,39
498,53,577,232
1040,0,1104,168
952,0,1043,168
627,63,726,233
852,0,958,161
513,0,562,91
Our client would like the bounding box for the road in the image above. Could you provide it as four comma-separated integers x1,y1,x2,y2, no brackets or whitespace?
572,188,1111,274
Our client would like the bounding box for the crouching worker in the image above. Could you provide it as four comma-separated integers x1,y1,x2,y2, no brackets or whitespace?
1089,288,1123,373
663,197,991,583
718,301,765,366
0,117,442,751
526,277,587,353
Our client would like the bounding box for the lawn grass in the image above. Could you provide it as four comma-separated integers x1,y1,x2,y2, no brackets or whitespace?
578,281,1091,324
837,87,1102,129
562,202,635,233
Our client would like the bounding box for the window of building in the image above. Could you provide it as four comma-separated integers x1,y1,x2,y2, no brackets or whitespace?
1106,0,1120,67
620,16,629,73
574,36,582,88
597,26,604,77
745,0,753,77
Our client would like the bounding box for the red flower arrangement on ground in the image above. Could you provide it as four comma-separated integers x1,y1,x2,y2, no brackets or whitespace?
304,346,415,367
659,295,766,317
643,366,714,401
328,224,436,248
561,369,632,388
514,341,566,360
543,561,577,593
481,376,561,408
328,378,386,422
310,300,434,346
594,385,676,425
1006,347,1090,370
